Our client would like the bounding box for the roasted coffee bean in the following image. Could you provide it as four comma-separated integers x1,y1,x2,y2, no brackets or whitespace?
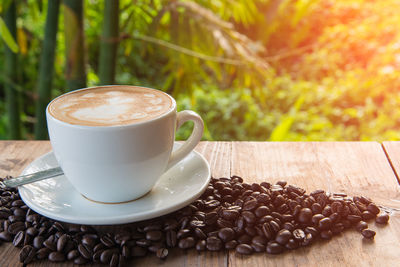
8,215,24,223
367,203,380,215
136,239,151,248
91,251,103,263
8,221,25,234
292,229,306,241
190,220,206,228
349,203,362,216
244,226,257,237
362,211,375,221
166,230,177,247
205,211,218,225
252,235,267,246
19,245,36,264
100,234,115,247
146,230,162,241
376,213,389,224
322,206,332,217
80,225,95,234
282,222,294,231
285,238,299,250
74,256,88,265
356,201,368,212
331,223,345,234
196,240,206,251
11,199,24,207
177,229,191,240
78,243,93,259
179,237,195,249
311,203,322,214
67,249,80,260
100,248,118,264
217,218,234,228
194,228,207,240
32,235,44,249
320,230,333,240
301,233,314,246
163,218,179,231
206,236,223,251
355,221,368,232
143,224,162,232
236,244,253,255
361,229,376,239
26,226,38,236
262,222,274,240
254,206,270,218
225,240,238,250
311,214,325,225
218,227,235,242
13,230,24,247
329,212,340,223
48,251,65,262
207,230,219,237
57,234,68,252
221,209,240,220
269,220,281,233
156,248,168,260
266,241,284,254
44,235,57,251
242,198,258,211
81,234,98,248
242,211,256,224
23,231,32,246
318,217,332,230
26,214,40,223
37,247,52,260
347,215,362,224
298,208,313,223
275,229,292,245
273,195,286,207
331,201,343,213
109,253,119,267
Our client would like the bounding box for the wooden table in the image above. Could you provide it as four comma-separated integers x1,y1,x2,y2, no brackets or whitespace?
0,141,399,266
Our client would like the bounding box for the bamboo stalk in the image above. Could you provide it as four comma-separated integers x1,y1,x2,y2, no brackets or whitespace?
98,0,119,85
63,0,86,91
34,0,61,140
3,0,21,139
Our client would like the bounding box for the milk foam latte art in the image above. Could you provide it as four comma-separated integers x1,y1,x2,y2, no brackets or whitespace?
48,86,173,126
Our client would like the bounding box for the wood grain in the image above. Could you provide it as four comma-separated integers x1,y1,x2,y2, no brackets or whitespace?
0,141,231,267
2,141,400,267
230,142,400,267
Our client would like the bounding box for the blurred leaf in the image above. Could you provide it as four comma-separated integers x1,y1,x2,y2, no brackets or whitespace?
0,16,19,53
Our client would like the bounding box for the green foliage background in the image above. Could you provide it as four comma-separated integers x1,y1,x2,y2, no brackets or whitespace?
1,0,400,141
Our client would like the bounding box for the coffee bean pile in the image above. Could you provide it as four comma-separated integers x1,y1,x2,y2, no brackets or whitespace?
0,175,390,266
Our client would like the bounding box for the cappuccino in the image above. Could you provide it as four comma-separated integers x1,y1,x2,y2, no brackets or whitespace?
48,86,174,126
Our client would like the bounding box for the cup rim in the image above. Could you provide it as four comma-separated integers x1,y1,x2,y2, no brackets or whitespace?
46,85,177,129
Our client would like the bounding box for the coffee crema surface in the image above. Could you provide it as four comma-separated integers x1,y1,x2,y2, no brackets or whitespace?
48,86,174,126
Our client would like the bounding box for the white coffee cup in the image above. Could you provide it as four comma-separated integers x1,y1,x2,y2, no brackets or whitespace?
46,85,204,203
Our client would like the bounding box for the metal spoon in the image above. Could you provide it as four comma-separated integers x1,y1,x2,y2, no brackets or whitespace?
0,167,64,188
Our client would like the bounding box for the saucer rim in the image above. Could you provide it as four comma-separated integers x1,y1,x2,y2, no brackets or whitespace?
18,143,211,225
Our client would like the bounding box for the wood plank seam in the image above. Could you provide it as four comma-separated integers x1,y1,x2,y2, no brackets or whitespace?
381,143,400,185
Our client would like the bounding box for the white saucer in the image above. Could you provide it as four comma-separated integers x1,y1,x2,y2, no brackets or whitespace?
18,143,211,225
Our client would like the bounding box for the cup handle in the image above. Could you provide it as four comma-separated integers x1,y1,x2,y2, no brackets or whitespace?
165,110,204,171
